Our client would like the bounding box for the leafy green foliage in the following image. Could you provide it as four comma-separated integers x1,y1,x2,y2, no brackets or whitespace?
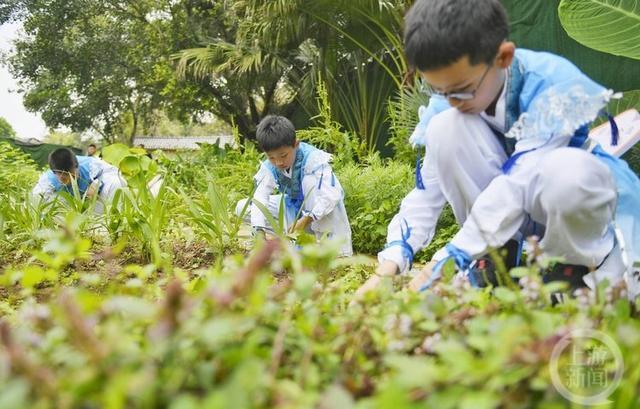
0,142,39,196
181,180,254,257
297,80,364,166
0,191,58,249
338,155,412,254
559,0,640,60
6,0,219,144
386,80,430,163
158,143,261,199
0,220,639,407
175,0,410,147
0,117,16,139
338,154,457,259
42,130,83,148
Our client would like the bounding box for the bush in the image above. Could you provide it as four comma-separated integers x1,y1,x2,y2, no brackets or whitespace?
1,230,638,408
0,141,40,196
338,154,412,254
158,143,261,202
0,117,16,139
339,154,458,259
385,82,428,164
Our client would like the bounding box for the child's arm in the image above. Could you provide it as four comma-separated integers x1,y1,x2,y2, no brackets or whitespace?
303,160,343,223
31,172,56,203
377,147,447,274
355,166,446,298
250,163,277,231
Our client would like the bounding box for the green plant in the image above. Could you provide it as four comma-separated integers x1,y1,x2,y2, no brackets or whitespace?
0,142,40,196
559,0,640,60
0,212,92,293
297,79,364,167
181,180,255,257
117,183,172,269
0,117,16,138
386,78,430,163
338,155,411,254
0,192,58,248
158,143,260,198
101,143,173,268
1,231,639,408
339,154,458,259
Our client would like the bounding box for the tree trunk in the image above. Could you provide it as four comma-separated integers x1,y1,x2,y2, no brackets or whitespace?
129,110,138,147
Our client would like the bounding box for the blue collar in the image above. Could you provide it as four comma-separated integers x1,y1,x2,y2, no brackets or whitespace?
265,143,318,217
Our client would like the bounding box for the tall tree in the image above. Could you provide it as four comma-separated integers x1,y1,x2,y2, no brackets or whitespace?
174,1,313,141
0,117,17,139
176,0,411,151
5,0,217,145
7,0,412,148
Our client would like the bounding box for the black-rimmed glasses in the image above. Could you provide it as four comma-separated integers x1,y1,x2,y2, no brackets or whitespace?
419,65,492,101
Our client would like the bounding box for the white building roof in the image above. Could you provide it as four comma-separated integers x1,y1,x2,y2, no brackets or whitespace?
133,135,234,150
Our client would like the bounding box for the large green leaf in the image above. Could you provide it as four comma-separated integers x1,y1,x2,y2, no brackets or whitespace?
101,143,131,167
558,0,640,60
119,155,143,176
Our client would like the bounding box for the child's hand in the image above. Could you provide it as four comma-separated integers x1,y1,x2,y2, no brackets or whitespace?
253,228,276,242
408,260,438,292
85,180,100,199
353,275,383,299
290,215,313,233
353,260,398,300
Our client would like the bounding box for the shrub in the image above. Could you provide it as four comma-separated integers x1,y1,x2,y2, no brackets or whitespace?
158,143,261,201
0,141,40,196
339,154,458,259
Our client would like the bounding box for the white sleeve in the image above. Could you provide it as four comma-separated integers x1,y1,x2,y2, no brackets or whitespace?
250,162,277,230
377,148,447,273
410,95,451,146
31,172,56,203
305,157,342,221
89,157,120,179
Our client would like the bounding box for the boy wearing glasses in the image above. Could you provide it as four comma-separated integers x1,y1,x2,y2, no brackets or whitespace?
32,148,126,212
357,0,640,298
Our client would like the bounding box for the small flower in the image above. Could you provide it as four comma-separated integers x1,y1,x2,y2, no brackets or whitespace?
420,332,441,354
383,315,396,332
573,288,595,309
398,314,412,336
519,276,542,303
387,340,406,352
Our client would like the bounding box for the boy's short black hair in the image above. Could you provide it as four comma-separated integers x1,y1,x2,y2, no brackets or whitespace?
256,115,296,152
404,0,509,71
88,143,97,148
49,148,78,173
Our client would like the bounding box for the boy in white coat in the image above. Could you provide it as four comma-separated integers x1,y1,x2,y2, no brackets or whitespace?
32,148,126,213
238,115,353,256
357,0,640,298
